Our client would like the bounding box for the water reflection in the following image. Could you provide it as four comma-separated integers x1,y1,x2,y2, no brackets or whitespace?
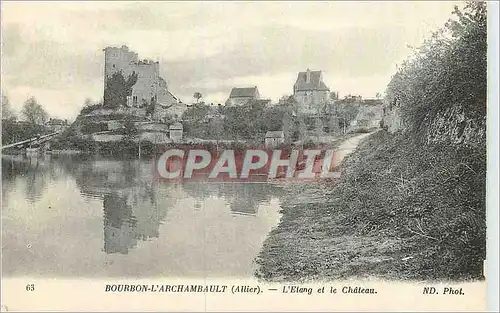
2,154,284,277
183,182,285,216
2,155,51,204
103,193,137,254
59,159,175,255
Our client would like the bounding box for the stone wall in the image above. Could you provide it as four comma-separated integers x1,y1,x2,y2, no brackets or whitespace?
382,103,485,149
294,90,329,114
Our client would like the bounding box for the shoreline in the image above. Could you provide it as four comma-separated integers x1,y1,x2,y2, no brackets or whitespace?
255,130,485,283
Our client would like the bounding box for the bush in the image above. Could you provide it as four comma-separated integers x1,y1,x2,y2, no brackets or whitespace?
80,104,103,115
1,120,48,145
80,122,108,134
386,2,486,138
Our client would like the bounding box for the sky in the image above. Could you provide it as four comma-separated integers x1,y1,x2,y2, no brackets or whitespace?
1,1,463,120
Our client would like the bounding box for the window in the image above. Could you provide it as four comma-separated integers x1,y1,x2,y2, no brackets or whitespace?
133,96,138,106
112,64,116,68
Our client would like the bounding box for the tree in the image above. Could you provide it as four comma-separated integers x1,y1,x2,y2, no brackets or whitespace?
193,92,203,104
2,93,15,120
123,116,138,138
181,103,211,138
80,98,103,115
278,95,291,105
375,92,382,99
103,71,138,108
386,1,486,134
336,102,359,134
21,96,48,125
223,100,267,140
182,102,211,123
145,97,156,119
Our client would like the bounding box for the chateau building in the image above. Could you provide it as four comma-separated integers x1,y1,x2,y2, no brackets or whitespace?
103,45,179,108
293,69,331,114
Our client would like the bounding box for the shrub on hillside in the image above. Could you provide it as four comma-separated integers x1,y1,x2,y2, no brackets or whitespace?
386,2,486,137
1,120,47,145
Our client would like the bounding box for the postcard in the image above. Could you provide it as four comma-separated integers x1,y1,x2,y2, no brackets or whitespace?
1,1,498,311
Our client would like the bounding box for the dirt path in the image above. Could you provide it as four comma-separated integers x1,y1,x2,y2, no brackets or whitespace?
277,131,377,206
256,130,400,282
332,131,376,166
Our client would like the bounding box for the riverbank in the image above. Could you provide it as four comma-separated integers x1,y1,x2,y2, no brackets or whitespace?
255,130,485,282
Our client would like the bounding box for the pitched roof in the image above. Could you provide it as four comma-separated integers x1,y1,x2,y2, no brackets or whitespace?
229,87,258,98
294,70,329,91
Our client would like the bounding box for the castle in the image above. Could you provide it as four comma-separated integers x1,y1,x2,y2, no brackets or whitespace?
103,45,179,107
293,69,331,114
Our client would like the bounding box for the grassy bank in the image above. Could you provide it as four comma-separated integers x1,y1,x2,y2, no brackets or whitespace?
255,130,485,282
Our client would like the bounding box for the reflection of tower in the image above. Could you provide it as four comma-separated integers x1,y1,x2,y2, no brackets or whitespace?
67,159,174,255
103,193,137,254
127,184,168,240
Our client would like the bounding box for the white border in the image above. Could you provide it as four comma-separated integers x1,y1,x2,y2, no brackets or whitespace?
487,1,499,312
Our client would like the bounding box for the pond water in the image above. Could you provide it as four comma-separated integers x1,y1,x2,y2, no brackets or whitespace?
1,154,284,278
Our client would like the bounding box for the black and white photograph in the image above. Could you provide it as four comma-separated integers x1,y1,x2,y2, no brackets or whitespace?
1,1,497,311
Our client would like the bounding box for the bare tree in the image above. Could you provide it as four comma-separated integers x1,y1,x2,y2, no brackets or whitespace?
21,96,48,125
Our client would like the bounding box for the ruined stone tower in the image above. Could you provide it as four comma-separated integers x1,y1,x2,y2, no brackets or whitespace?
103,45,177,107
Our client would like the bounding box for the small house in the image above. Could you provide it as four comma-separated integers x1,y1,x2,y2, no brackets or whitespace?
226,86,260,106
265,131,285,148
169,122,183,141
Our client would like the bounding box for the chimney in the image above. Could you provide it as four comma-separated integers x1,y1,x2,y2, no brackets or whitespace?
306,68,311,83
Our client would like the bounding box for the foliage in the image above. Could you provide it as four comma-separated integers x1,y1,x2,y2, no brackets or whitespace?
181,99,298,141
80,98,103,115
2,93,15,120
51,127,97,151
1,120,47,145
122,117,139,138
182,103,211,122
335,101,360,133
223,100,267,140
145,97,156,118
182,103,212,137
193,92,203,104
385,1,487,136
80,121,108,134
263,104,293,132
21,96,48,125
103,70,138,108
